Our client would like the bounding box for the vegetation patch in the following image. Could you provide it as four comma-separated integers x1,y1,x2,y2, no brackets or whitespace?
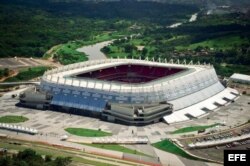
0,140,117,166
51,32,124,65
175,35,250,51
81,143,150,157
4,66,49,82
0,68,11,80
65,128,112,137
152,139,207,161
171,123,220,134
0,149,72,166
0,115,29,123
214,64,250,77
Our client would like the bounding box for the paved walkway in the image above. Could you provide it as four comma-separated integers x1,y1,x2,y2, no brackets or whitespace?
1,87,249,166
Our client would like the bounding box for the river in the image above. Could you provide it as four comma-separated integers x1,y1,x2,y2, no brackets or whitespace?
76,40,113,60
76,13,198,60
167,13,198,28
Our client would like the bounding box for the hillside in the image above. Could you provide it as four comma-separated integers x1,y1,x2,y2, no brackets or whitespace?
0,0,198,58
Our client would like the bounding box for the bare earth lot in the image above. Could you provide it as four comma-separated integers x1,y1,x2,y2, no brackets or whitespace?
0,58,61,69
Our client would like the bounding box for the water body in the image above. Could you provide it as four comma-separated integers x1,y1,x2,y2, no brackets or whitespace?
189,13,198,22
76,34,140,60
76,40,113,60
167,13,198,28
167,23,183,28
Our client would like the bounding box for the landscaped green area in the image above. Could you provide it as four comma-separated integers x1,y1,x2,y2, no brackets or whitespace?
171,123,220,134
81,143,150,157
0,115,29,123
152,139,206,161
4,66,49,82
65,128,112,137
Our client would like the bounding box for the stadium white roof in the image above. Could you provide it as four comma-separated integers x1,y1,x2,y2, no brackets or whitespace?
163,87,239,124
42,59,213,94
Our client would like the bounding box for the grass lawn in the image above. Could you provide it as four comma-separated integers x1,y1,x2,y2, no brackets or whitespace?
4,66,49,82
81,143,150,157
171,123,220,134
65,128,112,137
0,115,29,123
152,139,206,161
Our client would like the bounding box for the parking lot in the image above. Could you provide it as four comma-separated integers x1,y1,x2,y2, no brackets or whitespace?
178,124,250,161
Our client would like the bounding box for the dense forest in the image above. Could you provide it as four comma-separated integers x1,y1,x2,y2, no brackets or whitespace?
0,0,250,76
101,12,250,76
0,0,198,57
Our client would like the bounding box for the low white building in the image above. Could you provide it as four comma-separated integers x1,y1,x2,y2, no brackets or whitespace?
230,73,250,84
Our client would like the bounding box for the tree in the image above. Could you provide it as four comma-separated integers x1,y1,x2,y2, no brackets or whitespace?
0,156,12,166
142,47,148,56
3,68,10,77
54,157,72,166
45,155,52,162
124,44,135,53
101,46,111,54
0,149,72,166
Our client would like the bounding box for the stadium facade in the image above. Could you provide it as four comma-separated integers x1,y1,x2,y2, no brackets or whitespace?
19,59,239,125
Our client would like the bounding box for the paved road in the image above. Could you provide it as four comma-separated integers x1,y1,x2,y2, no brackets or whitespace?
0,81,40,86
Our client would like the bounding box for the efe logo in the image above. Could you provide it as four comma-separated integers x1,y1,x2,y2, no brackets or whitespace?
228,154,246,161
224,150,249,166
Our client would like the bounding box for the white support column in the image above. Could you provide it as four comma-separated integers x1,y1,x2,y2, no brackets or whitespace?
93,80,96,89
183,59,186,65
101,82,104,91
189,60,193,65
170,59,173,64
86,79,89,88
158,57,161,63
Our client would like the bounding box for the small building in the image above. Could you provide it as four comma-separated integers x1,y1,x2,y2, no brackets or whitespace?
229,73,250,85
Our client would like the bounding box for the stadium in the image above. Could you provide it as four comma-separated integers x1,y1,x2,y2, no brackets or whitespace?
19,58,239,125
